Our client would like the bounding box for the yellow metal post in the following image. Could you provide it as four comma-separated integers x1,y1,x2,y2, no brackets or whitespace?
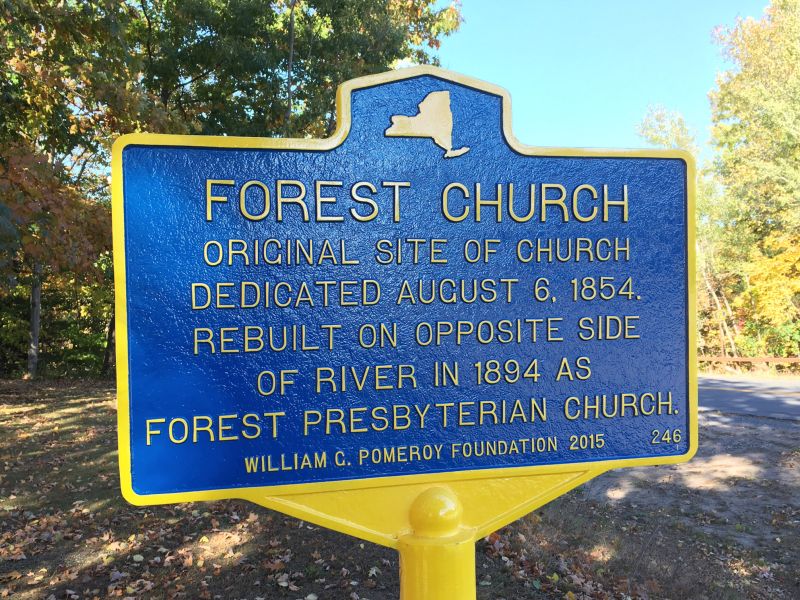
398,487,476,600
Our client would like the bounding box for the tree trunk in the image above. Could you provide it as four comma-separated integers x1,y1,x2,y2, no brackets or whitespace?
720,289,738,335
101,309,115,377
26,262,42,379
702,267,738,357
284,0,297,136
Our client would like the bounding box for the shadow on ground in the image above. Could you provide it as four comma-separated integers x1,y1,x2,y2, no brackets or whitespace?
1,380,797,599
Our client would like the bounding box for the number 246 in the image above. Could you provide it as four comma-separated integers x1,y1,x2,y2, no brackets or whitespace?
651,428,682,444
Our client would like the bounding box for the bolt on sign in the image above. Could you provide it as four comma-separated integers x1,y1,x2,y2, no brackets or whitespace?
113,66,697,598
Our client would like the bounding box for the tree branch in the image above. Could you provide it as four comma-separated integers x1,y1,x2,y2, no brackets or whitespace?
139,0,155,69
172,67,214,92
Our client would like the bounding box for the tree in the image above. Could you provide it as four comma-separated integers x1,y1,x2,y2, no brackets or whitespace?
712,0,800,239
1,1,128,376
1,0,461,377
0,145,111,376
710,0,800,356
126,0,461,137
638,107,740,358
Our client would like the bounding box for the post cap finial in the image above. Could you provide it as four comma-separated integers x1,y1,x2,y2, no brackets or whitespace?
409,486,463,538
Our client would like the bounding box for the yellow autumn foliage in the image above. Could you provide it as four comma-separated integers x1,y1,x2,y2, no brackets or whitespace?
739,234,800,328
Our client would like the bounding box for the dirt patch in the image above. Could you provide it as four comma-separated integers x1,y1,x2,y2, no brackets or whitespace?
474,411,798,600
584,411,799,554
1,380,798,599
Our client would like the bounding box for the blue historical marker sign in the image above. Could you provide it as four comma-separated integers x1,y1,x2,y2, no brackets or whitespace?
114,67,696,503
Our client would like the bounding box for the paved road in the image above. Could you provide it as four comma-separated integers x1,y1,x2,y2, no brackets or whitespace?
699,374,800,420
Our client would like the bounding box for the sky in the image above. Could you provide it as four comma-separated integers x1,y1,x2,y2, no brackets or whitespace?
435,0,769,157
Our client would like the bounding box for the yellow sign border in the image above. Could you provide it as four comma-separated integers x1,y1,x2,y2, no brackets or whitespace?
113,66,697,535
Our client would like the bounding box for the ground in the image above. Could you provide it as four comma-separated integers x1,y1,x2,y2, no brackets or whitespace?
0,380,798,600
